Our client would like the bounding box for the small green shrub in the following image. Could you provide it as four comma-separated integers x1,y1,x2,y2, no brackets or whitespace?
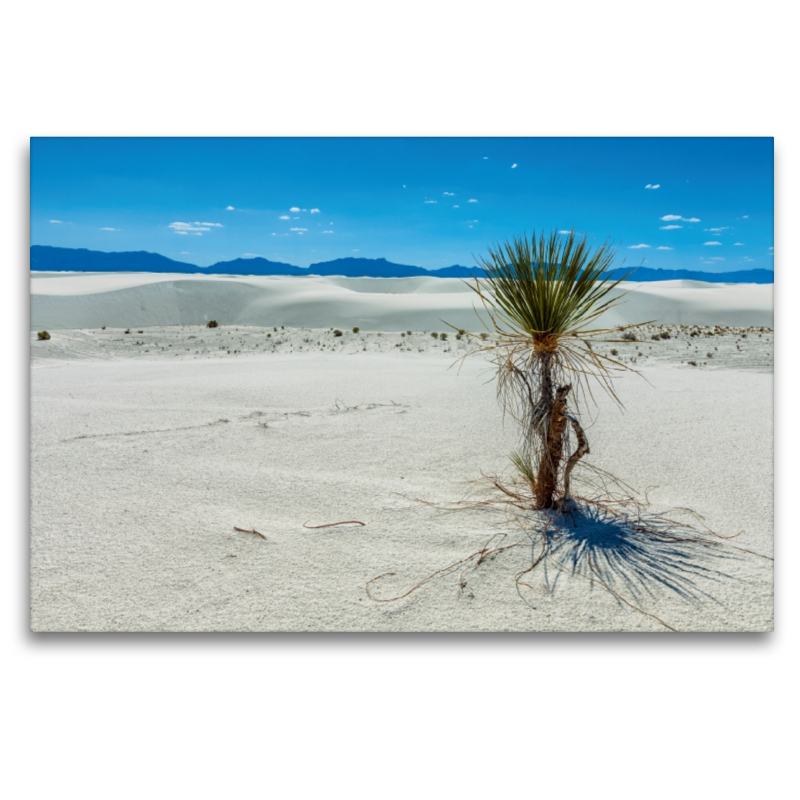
458,329,466,335
431,332,439,338
621,331,637,341
206,320,219,328
610,348,618,356
124,329,131,334
37,330,50,340
440,332,448,340
406,331,412,336
455,334,462,340
352,327,360,333
659,331,671,340
333,329,343,337
479,332,489,340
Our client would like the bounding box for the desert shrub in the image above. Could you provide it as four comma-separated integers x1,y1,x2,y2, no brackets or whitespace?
137,329,143,334
352,327,360,333
621,331,637,341
458,329,466,335
206,320,219,328
101,326,106,330
707,352,713,358
479,332,488,340
431,332,439,338
651,334,661,340
406,331,412,336
610,348,618,356
455,334,462,340
124,329,131,334
688,360,698,366
37,331,50,340
659,331,671,339
333,330,343,337
440,332,448,340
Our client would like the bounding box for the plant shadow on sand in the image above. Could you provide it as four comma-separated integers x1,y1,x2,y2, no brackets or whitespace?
368,471,771,632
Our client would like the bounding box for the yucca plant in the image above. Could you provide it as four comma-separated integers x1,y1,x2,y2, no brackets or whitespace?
466,229,640,510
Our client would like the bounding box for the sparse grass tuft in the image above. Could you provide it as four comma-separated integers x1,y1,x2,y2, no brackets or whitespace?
37,330,50,340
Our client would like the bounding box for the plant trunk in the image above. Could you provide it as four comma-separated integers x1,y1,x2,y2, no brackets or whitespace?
534,383,571,510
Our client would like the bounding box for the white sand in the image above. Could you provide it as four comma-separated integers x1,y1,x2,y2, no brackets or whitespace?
29,275,774,631
31,272,774,331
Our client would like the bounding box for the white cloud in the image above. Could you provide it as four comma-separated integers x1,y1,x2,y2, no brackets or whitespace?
197,221,223,227
468,198,478,203
629,244,650,249
243,253,262,258
645,184,660,189
482,157,488,159
660,225,683,230
660,214,681,221
704,227,729,233
656,246,673,250
99,227,120,231
424,200,437,204
682,217,700,223
169,222,212,233
310,208,321,213
279,215,290,220
558,230,572,235
511,163,518,169
290,227,307,233
322,230,334,234
175,231,188,235
443,192,455,196
709,256,725,261
289,207,301,212
402,184,406,188
743,215,749,219
226,206,235,211
49,219,63,223
703,241,722,246
734,242,745,246
769,246,774,250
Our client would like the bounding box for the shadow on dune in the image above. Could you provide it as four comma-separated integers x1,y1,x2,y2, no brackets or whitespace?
534,502,740,607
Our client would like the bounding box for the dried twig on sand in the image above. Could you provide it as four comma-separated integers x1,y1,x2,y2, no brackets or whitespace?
303,520,366,529
233,526,267,540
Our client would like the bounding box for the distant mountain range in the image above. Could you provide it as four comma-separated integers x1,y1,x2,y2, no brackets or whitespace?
29,246,775,284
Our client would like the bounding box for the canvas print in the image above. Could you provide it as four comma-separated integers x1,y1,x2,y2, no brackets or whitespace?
29,137,774,632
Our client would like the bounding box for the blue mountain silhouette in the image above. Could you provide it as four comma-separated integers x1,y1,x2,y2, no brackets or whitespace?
30,246,774,283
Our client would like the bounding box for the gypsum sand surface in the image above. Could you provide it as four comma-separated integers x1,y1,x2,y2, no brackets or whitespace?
30,326,773,632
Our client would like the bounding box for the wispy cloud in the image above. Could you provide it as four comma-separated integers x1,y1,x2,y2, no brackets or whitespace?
453,205,459,208
660,225,683,230
289,207,301,212
49,219,63,224
352,249,359,252
322,230,334,234
279,215,290,220
310,208,321,213
226,206,235,211
645,184,660,189
703,241,723,246
511,163,518,169
734,242,745,246
660,214,700,222
424,200,437,204
243,253,262,258
180,251,191,255
169,221,223,236
558,230,572,235
290,227,307,233
704,226,729,233
743,215,749,219
99,227,120,231
629,244,650,249
443,191,455,196
468,198,478,203
708,256,725,261
656,246,673,250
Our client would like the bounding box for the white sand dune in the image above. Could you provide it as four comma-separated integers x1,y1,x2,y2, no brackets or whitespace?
29,275,774,632
30,272,774,331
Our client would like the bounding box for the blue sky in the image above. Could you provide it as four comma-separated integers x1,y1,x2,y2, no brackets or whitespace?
31,137,774,273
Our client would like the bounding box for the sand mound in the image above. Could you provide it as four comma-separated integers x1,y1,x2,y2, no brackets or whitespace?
30,273,774,331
